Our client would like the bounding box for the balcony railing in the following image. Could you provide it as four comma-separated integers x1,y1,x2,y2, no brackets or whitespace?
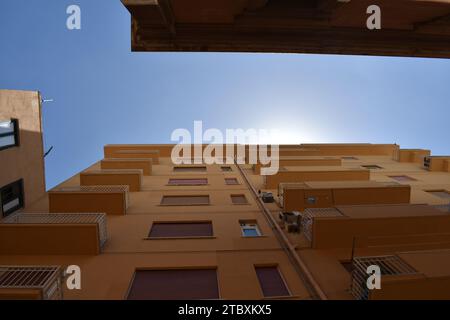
301,208,344,242
0,266,63,300
350,255,417,300
2,213,108,248
55,185,130,209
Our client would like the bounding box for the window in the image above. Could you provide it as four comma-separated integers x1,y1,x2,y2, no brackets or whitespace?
1,179,24,217
231,194,248,205
389,175,417,182
255,266,290,298
168,178,208,186
173,166,207,173
240,221,261,237
225,178,239,185
342,156,358,160
0,119,19,150
426,190,450,200
221,166,233,172
127,269,219,300
149,222,213,238
362,165,383,169
160,195,210,206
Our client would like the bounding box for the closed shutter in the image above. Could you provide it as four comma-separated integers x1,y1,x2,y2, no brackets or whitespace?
149,222,213,238
127,269,219,300
255,266,290,297
168,178,208,186
161,195,210,205
231,194,248,204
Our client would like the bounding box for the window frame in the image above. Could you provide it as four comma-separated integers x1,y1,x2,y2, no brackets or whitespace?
147,221,214,239
240,221,262,237
254,265,291,298
426,190,450,200
361,165,383,170
0,119,20,151
126,268,220,300
173,166,207,173
224,178,240,185
1,179,24,217
160,195,211,206
167,178,208,186
389,175,417,182
230,194,249,205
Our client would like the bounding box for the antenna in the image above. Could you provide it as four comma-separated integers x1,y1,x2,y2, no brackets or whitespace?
41,98,54,103
44,146,54,158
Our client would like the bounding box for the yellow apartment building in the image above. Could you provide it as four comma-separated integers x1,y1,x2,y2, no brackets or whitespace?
1,89,450,300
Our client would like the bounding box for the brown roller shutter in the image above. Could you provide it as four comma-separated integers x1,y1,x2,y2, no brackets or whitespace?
225,178,239,185
149,222,213,238
161,195,210,205
231,194,248,204
255,266,290,298
168,178,208,186
127,269,219,300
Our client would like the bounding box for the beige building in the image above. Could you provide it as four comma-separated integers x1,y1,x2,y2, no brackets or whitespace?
1,90,450,300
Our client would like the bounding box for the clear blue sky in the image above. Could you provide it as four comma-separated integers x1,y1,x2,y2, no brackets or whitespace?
1,0,450,189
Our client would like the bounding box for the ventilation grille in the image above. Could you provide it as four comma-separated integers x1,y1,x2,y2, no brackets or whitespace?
0,266,63,300
301,208,343,242
351,255,417,300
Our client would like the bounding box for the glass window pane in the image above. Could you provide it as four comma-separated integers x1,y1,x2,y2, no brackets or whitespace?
0,135,15,148
243,228,259,237
0,121,14,135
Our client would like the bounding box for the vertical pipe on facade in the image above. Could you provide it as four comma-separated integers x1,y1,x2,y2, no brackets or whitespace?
235,162,328,300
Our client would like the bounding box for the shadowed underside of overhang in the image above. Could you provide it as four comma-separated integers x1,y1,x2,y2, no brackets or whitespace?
121,0,450,58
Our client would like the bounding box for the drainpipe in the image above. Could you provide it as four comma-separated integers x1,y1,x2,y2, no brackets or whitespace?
235,162,328,300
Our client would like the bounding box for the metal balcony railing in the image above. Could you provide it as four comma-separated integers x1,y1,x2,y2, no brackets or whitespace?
54,185,130,209
0,266,63,300
350,255,417,300
301,208,344,242
1,213,108,247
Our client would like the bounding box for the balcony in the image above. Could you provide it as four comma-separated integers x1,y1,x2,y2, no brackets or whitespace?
0,213,107,255
101,158,152,175
80,169,142,191
108,149,160,164
49,185,129,215
302,204,450,253
279,181,411,212
0,266,63,300
264,167,370,189
351,255,418,300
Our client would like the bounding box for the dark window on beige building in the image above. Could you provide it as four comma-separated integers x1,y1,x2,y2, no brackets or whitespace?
173,166,207,173
221,166,232,172
427,190,450,200
231,194,248,205
255,266,290,298
160,195,210,206
225,178,239,185
127,269,219,300
1,179,24,217
240,221,261,237
168,178,208,186
389,175,417,182
362,165,383,169
149,222,213,238
0,119,19,151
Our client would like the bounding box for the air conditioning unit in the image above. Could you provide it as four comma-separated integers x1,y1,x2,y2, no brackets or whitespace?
261,192,274,203
279,211,301,233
